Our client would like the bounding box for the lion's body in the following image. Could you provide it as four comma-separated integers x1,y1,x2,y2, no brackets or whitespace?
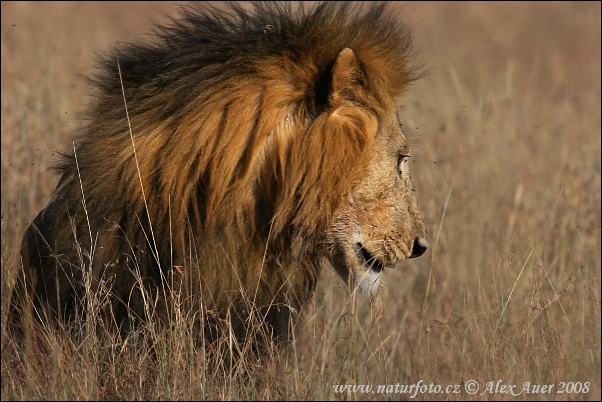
10,2,427,345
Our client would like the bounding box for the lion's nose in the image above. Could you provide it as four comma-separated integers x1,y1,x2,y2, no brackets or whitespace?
409,237,427,258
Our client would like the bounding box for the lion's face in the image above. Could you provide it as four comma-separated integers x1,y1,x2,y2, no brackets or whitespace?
328,113,427,295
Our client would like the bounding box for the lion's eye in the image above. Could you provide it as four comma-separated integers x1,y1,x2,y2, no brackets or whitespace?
397,153,409,176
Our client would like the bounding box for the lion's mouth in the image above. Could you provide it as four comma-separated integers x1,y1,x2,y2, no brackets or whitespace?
357,243,384,273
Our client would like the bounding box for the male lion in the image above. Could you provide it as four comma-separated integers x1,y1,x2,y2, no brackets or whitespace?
9,2,427,345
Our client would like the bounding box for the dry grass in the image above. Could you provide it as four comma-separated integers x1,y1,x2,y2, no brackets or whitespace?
1,2,600,400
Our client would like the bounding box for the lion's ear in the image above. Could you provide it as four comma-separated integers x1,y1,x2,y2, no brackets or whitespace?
329,47,362,108
313,48,363,112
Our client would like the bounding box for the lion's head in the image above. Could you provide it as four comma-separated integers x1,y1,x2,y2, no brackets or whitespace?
322,50,427,295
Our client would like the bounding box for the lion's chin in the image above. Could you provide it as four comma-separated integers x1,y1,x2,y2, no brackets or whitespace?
330,245,395,297
352,269,383,296
329,252,389,297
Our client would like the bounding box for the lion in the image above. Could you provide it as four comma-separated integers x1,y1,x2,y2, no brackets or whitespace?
9,1,427,346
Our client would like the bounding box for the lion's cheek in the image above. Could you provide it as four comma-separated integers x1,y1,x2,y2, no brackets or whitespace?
329,252,353,286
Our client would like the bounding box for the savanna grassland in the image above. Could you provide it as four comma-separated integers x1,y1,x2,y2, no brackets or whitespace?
1,2,600,400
